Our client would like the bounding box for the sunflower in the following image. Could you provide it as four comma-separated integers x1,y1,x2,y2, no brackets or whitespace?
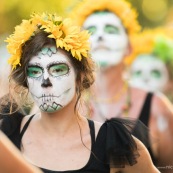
5,13,90,69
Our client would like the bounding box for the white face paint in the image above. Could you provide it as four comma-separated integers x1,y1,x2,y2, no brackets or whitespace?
27,46,76,113
129,54,169,92
83,11,129,68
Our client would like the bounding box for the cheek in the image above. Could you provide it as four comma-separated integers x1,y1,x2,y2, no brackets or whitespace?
27,77,41,91
52,71,76,89
114,35,128,45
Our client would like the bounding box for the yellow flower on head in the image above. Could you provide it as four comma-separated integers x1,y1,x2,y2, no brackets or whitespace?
5,13,91,70
5,19,35,69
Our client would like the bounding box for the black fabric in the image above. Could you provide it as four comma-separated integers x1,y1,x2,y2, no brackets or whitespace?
0,114,140,173
138,92,153,126
0,112,24,149
20,115,35,138
132,92,157,165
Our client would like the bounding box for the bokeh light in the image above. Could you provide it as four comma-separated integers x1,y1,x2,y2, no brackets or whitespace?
142,0,168,22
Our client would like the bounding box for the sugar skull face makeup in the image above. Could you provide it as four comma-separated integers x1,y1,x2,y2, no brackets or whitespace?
129,54,169,92
83,11,129,68
27,46,76,113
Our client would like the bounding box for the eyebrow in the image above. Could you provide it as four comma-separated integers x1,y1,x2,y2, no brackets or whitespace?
28,60,70,69
105,24,120,28
46,61,69,68
28,62,42,67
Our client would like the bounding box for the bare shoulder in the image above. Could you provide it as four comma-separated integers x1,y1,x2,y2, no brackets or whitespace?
153,92,173,112
150,91,173,123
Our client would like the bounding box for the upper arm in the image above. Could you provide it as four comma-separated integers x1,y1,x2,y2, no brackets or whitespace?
0,131,42,173
111,137,160,173
151,93,173,165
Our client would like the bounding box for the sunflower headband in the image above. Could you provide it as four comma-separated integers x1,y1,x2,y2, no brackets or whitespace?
70,0,141,35
130,28,173,78
5,13,90,70
130,28,173,62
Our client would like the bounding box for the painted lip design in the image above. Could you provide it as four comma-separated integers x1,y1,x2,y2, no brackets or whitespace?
40,102,63,112
31,88,71,102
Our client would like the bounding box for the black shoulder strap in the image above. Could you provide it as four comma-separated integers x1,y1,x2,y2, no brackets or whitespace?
87,119,95,145
138,92,153,126
19,115,35,139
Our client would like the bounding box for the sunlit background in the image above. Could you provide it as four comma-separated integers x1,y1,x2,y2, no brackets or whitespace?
1,0,173,37
0,0,173,53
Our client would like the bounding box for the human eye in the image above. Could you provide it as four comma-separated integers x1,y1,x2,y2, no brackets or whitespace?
104,25,119,34
151,69,161,79
86,26,97,35
133,70,142,78
49,63,69,77
27,66,43,78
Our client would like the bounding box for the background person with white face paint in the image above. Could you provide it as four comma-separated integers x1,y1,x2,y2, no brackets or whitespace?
129,30,173,103
0,13,159,173
83,11,129,68
130,54,169,92
71,0,173,172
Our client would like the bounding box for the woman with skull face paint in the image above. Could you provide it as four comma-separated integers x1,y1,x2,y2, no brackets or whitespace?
70,0,173,172
0,13,159,173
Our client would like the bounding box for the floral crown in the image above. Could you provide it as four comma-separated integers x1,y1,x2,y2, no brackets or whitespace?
70,0,141,35
130,28,173,78
130,28,173,61
5,13,90,70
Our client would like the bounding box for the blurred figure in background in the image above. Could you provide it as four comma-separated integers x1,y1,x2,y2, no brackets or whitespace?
0,44,10,98
70,0,173,172
129,29,173,102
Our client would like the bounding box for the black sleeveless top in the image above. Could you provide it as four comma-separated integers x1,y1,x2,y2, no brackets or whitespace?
0,113,141,173
133,92,157,165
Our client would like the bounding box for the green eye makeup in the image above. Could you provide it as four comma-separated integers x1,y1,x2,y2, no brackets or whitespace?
27,66,43,78
151,70,161,79
49,64,69,77
104,25,119,34
87,26,97,35
133,70,142,78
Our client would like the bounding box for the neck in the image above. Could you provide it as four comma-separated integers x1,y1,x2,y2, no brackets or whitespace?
94,63,126,97
38,96,80,135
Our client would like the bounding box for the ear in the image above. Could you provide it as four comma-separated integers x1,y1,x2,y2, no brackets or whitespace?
124,42,132,57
